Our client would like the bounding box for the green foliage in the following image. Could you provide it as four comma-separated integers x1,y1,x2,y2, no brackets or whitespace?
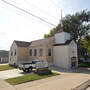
6,73,59,85
44,24,61,38
44,10,90,59
44,10,90,42
88,46,90,54
78,62,90,67
62,10,90,42
0,65,14,71
81,35,90,54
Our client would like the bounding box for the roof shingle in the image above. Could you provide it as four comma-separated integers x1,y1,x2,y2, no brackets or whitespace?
54,40,72,46
14,40,31,47
30,37,54,47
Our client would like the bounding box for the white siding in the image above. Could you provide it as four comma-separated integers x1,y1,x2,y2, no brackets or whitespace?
9,42,18,65
53,45,70,69
55,32,70,44
53,41,78,69
68,41,78,67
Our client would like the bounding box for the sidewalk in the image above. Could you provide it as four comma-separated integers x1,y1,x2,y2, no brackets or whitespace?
14,73,90,90
0,79,16,90
0,68,90,90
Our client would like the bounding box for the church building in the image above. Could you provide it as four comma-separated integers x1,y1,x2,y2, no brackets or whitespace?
9,29,78,69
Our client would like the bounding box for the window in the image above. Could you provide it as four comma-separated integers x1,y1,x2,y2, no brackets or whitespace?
11,51,13,56
29,49,32,56
40,48,43,56
48,48,52,56
34,49,37,56
14,49,16,56
9,58,11,61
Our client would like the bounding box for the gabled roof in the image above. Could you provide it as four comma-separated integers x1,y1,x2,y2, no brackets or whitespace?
54,40,72,46
14,37,54,48
30,37,54,47
14,40,31,47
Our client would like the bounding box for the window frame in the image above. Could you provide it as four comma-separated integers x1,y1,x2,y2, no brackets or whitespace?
29,49,32,56
48,48,52,56
39,48,43,56
11,51,13,56
34,49,37,56
14,49,16,56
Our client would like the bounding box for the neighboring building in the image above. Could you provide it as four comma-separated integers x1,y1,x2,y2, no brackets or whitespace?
9,29,78,69
0,51,9,63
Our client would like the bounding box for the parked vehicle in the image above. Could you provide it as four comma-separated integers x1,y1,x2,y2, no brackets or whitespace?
18,60,48,72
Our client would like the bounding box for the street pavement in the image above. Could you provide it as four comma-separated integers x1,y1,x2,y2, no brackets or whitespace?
0,67,90,90
0,69,24,79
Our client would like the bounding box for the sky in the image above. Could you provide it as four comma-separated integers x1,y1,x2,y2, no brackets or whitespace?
0,0,90,50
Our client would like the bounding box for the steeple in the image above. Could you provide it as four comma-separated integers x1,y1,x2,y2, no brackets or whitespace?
56,9,65,33
60,9,63,27
55,10,71,44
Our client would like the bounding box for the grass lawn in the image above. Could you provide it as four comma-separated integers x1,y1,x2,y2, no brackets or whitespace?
78,62,90,68
0,65,15,71
5,73,59,85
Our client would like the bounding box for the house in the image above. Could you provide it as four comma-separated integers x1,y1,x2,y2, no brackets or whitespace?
0,51,9,63
9,29,78,69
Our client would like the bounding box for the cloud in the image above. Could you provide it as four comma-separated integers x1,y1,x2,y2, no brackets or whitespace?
0,0,90,50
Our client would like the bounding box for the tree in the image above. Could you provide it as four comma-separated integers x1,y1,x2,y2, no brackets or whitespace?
81,35,90,55
62,11,90,42
61,11,90,60
44,24,61,38
44,10,90,42
44,10,90,59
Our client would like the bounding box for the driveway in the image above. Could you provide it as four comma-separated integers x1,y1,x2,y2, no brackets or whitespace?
0,69,25,79
0,67,90,90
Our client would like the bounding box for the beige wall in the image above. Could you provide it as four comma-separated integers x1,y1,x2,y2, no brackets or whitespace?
28,44,54,65
28,46,47,61
53,45,70,69
9,39,78,68
68,41,78,67
45,39,54,65
17,47,29,63
9,41,18,65
9,37,54,65
9,41,29,65
53,41,78,69
45,45,53,65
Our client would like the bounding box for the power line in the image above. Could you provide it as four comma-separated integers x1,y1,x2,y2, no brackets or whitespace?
1,0,56,26
0,1,54,28
22,0,59,21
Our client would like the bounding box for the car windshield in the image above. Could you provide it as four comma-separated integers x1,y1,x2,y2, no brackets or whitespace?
32,61,40,64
